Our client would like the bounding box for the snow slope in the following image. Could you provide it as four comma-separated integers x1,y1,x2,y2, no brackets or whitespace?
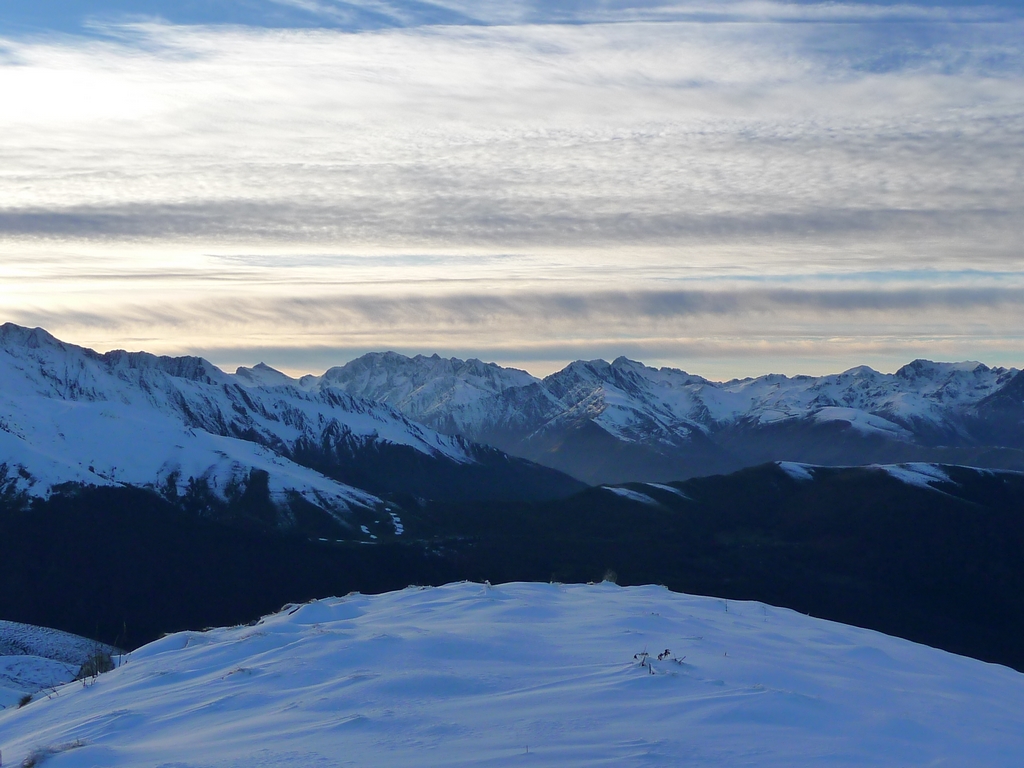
0,622,119,710
0,324,483,519
3,582,1023,767
879,462,954,490
772,460,977,492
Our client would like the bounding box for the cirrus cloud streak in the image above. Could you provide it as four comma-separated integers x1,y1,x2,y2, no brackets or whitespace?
1,4,1022,376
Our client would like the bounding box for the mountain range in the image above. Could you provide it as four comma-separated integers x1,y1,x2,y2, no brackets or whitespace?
4,323,1024,670
4,323,1022,520
0,323,581,538
257,349,1024,484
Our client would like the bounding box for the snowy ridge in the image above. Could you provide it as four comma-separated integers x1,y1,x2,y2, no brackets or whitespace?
292,351,556,441
0,622,119,710
601,485,661,505
0,623,117,668
2,582,1023,766
645,482,690,498
0,325,484,518
313,351,1019,454
776,460,1002,491
878,463,953,490
777,461,815,481
715,359,1013,432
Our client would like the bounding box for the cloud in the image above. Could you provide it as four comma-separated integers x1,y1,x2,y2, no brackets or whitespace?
2,19,1021,254
11,282,1024,339
1,5,1022,376
7,276,1023,377
0,204,1020,254
9,1,1021,38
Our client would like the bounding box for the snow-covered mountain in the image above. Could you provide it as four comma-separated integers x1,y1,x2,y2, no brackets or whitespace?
0,325,581,534
309,352,1024,483
4,322,1020,500
3,582,1024,767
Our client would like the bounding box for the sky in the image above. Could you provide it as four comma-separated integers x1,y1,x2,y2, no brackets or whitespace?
1,0,1022,379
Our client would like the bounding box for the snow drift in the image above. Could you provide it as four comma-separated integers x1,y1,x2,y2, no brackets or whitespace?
2,582,1023,767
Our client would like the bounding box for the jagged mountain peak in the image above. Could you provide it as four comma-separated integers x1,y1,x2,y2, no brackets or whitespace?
310,351,540,427
547,357,612,378
895,358,999,380
111,350,225,385
333,350,535,380
0,323,69,351
1,324,230,396
836,365,882,378
235,362,297,389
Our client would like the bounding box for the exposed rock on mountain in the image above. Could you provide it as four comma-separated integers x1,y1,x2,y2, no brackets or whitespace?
297,351,1023,484
0,325,583,536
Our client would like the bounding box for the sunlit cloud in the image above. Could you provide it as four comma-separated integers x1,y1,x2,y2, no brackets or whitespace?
7,275,1024,378
1,2,1022,377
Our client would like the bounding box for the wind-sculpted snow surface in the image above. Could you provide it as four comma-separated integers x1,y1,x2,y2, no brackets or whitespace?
316,351,1024,483
2,582,1023,766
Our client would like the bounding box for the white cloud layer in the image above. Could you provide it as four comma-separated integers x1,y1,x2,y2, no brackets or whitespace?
1,3,1022,377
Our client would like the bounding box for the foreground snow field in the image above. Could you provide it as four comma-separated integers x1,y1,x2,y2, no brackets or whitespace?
3,583,1024,767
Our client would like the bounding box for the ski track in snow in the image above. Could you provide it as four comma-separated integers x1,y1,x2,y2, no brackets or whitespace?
2,582,1024,767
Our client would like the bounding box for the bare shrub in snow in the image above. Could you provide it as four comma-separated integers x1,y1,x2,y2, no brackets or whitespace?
20,740,85,767
75,649,114,682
